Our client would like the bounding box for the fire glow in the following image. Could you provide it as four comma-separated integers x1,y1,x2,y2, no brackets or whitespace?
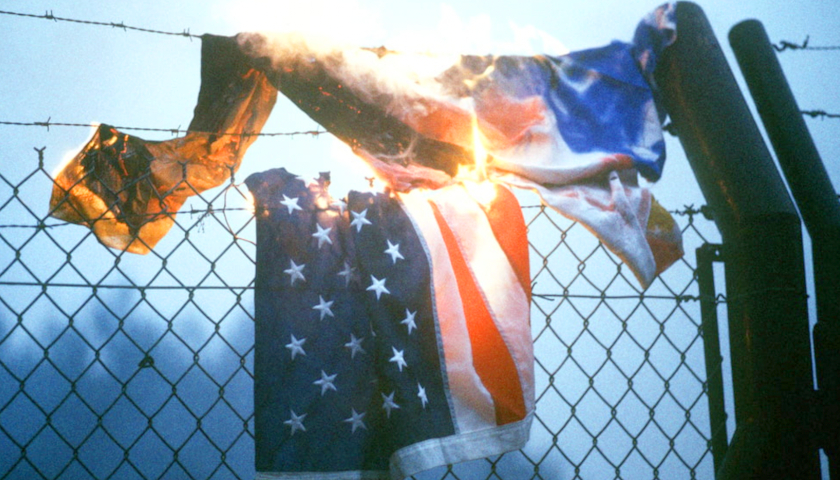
462,116,497,206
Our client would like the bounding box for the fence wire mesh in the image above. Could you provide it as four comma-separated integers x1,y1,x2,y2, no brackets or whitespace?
0,146,722,479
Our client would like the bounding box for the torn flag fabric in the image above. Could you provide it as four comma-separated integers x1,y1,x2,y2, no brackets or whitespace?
50,3,682,286
239,3,675,189
235,2,679,286
49,38,277,254
246,168,534,479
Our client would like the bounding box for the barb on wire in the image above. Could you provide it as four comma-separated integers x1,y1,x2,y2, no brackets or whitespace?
0,9,200,39
670,204,713,220
801,109,840,120
774,35,840,52
0,119,327,138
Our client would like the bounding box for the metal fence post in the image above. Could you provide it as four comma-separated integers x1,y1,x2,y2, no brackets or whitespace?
729,20,840,478
654,3,820,478
696,243,728,474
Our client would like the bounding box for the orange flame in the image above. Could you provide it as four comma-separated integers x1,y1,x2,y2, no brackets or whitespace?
463,116,497,205
472,115,488,182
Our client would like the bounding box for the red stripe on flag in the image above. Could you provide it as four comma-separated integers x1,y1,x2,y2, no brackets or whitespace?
428,200,527,425
480,185,531,304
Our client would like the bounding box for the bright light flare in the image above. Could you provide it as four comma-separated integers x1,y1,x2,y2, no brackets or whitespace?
463,116,497,205
463,179,497,207
471,116,488,182
214,0,383,45
52,123,100,179
329,137,386,193
243,190,257,215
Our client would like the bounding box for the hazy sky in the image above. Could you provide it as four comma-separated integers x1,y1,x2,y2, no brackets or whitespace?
1,1,838,479
2,0,838,201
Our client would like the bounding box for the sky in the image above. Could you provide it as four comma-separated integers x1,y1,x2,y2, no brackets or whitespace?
2,0,838,203
1,0,839,479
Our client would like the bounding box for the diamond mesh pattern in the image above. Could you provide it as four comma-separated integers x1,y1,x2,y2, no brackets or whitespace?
0,149,721,479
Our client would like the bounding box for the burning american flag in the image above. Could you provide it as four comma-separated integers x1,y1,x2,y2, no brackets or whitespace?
50,3,680,287
48,3,681,478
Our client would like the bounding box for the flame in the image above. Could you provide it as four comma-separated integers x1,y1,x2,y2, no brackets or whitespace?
463,116,497,205
463,179,497,206
471,116,488,182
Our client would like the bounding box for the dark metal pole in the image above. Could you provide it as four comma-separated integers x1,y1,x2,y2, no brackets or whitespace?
655,3,820,478
696,243,728,474
729,21,840,478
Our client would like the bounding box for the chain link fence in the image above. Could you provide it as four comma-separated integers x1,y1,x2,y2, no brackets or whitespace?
0,145,722,479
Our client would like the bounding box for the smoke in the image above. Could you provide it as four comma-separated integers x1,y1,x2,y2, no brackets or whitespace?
237,30,466,120
213,0,567,55
212,0,385,45
214,0,571,191
216,0,568,109
386,5,567,56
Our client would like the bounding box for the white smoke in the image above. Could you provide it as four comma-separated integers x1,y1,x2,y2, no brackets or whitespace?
217,0,569,129
236,30,466,120
212,0,385,45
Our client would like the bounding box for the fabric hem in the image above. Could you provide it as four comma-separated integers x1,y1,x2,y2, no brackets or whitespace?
255,415,532,480
389,413,533,479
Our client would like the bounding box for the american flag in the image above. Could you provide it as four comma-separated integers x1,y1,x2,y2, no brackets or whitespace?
246,168,534,479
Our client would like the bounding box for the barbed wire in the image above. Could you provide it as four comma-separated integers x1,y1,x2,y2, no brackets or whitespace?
0,9,200,39
801,109,840,120
670,204,714,219
0,119,327,137
774,36,840,52
6,8,836,133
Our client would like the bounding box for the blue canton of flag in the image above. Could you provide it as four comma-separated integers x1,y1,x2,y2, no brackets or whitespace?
246,168,534,479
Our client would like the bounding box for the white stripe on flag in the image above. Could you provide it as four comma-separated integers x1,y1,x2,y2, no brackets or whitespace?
398,189,497,434
431,185,535,415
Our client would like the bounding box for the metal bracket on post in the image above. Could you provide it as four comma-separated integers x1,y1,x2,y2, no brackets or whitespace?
696,243,728,475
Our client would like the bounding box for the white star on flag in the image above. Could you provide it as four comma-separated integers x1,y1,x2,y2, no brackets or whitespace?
312,224,333,248
312,295,335,320
400,309,417,335
337,261,356,287
366,275,390,300
383,239,405,264
285,334,306,360
344,334,365,359
381,391,400,419
280,194,303,215
331,198,347,215
284,410,307,436
343,408,367,433
283,260,306,286
417,383,429,409
389,346,407,372
350,209,372,232
313,370,338,396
